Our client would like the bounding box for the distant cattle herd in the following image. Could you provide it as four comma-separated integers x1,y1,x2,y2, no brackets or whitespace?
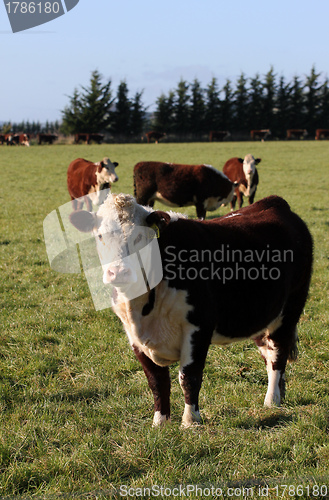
1,128,329,146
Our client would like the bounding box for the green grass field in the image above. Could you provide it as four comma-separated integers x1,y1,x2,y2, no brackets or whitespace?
0,141,329,499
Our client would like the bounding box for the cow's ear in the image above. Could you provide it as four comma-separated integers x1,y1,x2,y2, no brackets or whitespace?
113,162,119,167
69,210,97,233
146,211,171,233
255,158,262,165
238,158,244,163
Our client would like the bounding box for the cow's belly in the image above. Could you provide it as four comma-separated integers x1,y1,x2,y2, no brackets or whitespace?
152,191,194,208
211,314,283,345
112,281,195,367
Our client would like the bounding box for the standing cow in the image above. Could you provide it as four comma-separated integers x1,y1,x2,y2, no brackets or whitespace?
67,157,119,211
69,193,313,427
223,154,261,210
134,161,236,219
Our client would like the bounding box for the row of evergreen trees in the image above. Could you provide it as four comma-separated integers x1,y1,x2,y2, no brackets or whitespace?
153,66,329,138
4,67,329,140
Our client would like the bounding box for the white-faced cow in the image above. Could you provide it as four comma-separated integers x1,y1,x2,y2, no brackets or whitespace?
133,161,236,219
67,157,119,211
223,154,261,210
69,193,313,427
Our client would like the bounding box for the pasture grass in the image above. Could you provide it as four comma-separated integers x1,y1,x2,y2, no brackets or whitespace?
0,141,329,499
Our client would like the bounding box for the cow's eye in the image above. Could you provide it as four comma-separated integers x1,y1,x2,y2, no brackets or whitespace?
98,234,103,241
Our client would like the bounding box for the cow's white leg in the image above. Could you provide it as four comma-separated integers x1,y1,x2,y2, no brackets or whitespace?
256,338,284,407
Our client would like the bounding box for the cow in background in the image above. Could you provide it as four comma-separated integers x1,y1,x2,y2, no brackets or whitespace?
134,161,236,219
67,157,119,210
250,129,271,141
315,129,329,140
209,131,230,142
75,133,104,144
69,193,313,427
287,129,308,140
145,131,166,144
37,133,58,145
223,154,261,210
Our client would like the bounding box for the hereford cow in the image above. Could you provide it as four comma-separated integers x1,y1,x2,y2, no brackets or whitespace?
134,161,235,220
315,129,329,140
69,193,313,427
11,133,30,146
223,154,261,210
286,129,308,140
67,157,119,210
250,129,271,141
37,133,58,145
209,130,230,142
145,131,166,144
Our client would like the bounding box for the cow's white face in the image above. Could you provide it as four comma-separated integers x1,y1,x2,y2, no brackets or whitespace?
96,157,119,185
93,194,155,287
243,154,257,183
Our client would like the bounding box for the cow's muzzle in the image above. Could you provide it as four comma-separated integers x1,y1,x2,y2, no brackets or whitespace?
103,261,137,285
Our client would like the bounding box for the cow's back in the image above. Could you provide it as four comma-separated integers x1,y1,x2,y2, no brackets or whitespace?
223,157,244,182
67,158,95,199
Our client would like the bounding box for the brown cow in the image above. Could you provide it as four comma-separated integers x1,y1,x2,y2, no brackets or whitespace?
37,133,58,145
69,193,313,427
134,161,236,219
74,133,104,144
315,129,329,140
250,129,271,141
67,157,119,210
286,129,308,140
223,154,261,210
145,131,166,144
209,130,230,142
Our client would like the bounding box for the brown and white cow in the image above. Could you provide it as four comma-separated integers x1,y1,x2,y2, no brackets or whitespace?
250,129,271,141
145,131,166,144
223,154,261,210
12,133,30,146
67,157,119,211
209,130,230,142
286,129,308,140
315,129,329,140
133,161,236,220
69,193,313,427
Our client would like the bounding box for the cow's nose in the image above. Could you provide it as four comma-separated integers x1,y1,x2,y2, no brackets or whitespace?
103,263,136,285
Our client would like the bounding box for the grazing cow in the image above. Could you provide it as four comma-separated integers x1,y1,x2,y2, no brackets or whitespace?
37,133,58,145
69,193,313,427
287,129,308,140
74,133,104,144
223,154,261,210
250,129,271,141
4,133,14,145
133,161,236,219
10,133,30,146
0,134,5,145
315,129,329,140
209,130,230,142
145,131,166,144
67,157,119,210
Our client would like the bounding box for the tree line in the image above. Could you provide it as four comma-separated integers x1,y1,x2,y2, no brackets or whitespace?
3,67,329,141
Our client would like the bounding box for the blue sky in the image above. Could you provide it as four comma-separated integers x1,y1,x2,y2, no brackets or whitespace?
1,0,329,123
